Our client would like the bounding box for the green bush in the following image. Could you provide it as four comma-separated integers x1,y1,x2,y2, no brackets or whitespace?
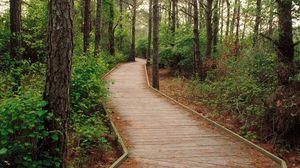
136,38,147,58
0,91,60,167
71,54,109,113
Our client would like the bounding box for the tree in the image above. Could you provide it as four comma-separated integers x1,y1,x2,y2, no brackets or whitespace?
193,0,205,80
234,0,240,55
253,0,261,46
83,0,91,53
94,0,102,56
152,0,159,89
108,2,115,55
44,0,73,167
10,0,22,60
147,0,153,65
225,0,230,38
119,0,124,49
205,0,213,59
129,0,137,62
212,0,219,52
276,0,295,85
230,0,238,35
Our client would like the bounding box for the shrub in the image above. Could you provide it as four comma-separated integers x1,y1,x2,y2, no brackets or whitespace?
0,90,60,167
71,54,109,113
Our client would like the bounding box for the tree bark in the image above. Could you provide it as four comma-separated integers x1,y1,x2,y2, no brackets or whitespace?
129,0,137,61
119,0,123,49
152,0,159,89
234,0,240,55
83,0,91,53
44,0,73,167
147,0,153,65
230,0,237,35
10,0,22,60
225,0,230,38
94,0,102,56
108,2,115,55
276,0,294,85
205,0,213,59
171,0,176,36
193,0,205,80
253,0,262,46
268,0,274,35
212,0,219,53
220,0,224,37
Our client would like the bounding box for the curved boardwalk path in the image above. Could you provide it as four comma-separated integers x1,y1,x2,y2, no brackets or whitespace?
107,59,277,168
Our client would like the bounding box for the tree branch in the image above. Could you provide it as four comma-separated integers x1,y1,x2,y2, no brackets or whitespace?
293,41,300,47
259,33,279,47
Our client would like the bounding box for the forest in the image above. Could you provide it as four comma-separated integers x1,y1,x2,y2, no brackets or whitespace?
0,0,299,167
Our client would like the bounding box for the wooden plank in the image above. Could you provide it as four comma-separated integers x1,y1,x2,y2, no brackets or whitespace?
107,59,280,168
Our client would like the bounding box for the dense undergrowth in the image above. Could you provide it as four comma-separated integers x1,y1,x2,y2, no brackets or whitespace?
0,52,126,167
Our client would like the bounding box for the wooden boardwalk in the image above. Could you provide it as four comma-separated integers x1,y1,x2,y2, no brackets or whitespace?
107,59,277,168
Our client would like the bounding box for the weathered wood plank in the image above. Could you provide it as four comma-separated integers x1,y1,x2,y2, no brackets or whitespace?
107,59,277,168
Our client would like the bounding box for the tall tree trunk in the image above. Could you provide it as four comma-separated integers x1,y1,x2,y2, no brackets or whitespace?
205,0,213,59
171,0,176,36
44,0,73,167
193,0,205,80
119,0,123,49
234,0,240,55
212,0,219,53
268,0,274,35
147,0,153,65
129,0,137,61
198,0,204,29
225,0,230,38
253,0,262,46
83,0,91,53
108,2,115,55
152,0,159,89
276,0,294,85
220,0,224,38
10,0,22,60
94,0,102,56
230,0,237,35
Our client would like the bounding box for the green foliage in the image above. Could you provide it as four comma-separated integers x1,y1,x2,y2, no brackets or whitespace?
0,90,60,167
136,38,147,58
71,54,109,113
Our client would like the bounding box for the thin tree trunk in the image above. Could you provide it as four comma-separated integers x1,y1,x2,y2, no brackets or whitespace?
147,0,153,65
94,0,102,56
276,0,294,85
83,0,91,53
129,0,137,61
225,0,230,38
220,0,224,38
193,0,205,80
198,0,204,29
10,0,22,60
234,0,240,55
108,2,115,55
230,0,237,35
253,0,262,46
213,0,219,53
171,0,176,36
152,0,159,89
268,0,274,36
44,0,73,167
119,0,123,49
205,0,213,59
